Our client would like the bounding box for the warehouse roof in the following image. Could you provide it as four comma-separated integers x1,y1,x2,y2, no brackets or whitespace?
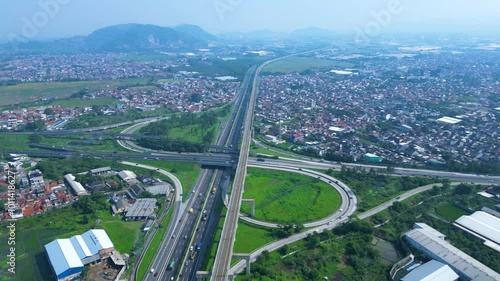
118,170,137,181
64,174,88,196
402,260,459,281
45,229,114,275
454,211,500,250
437,116,462,124
45,239,84,276
405,226,500,281
90,167,112,174
81,229,114,255
125,198,157,218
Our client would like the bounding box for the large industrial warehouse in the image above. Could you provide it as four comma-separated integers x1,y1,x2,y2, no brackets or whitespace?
404,223,500,281
44,229,115,281
453,211,500,252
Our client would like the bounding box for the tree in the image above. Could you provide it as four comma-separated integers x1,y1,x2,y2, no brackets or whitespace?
28,134,43,143
44,108,54,115
81,215,89,224
190,93,203,102
454,184,473,195
25,119,45,131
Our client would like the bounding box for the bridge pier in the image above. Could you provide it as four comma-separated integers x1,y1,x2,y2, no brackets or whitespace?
241,199,255,217
233,253,251,275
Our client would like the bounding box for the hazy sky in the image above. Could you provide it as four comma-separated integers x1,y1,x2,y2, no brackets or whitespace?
1,0,500,41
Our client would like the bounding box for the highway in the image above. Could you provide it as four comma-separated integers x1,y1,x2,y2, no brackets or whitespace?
211,57,264,280
141,65,257,281
144,168,213,281
256,158,500,185
211,48,333,279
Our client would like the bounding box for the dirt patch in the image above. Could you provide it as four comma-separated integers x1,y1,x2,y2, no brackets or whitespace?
84,259,122,281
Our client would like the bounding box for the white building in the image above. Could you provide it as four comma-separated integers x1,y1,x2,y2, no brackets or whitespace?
402,260,459,281
453,211,500,252
118,170,137,181
45,229,115,281
64,174,88,196
405,223,500,281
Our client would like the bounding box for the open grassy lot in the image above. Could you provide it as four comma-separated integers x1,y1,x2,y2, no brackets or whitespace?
234,221,275,254
262,56,354,74
0,78,150,107
241,168,341,223
436,202,470,221
49,97,119,108
168,123,218,143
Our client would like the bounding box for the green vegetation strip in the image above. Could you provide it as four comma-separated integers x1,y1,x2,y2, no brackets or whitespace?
242,168,341,223
262,56,354,74
136,207,174,281
0,77,151,107
203,202,226,271
332,168,439,213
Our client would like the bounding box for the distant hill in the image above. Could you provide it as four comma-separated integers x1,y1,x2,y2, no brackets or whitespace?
2,23,216,53
173,24,217,42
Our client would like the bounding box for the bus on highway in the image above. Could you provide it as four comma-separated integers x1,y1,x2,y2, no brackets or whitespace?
167,261,175,270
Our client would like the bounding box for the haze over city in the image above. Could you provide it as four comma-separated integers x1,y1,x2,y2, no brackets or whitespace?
2,0,500,42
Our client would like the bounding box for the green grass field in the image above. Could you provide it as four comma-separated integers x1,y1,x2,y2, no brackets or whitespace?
0,78,150,107
436,202,470,221
49,97,119,108
263,57,354,74
234,221,275,253
168,124,218,143
241,168,341,223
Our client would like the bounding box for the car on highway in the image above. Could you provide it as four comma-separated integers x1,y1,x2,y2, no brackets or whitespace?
190,246,193,251
150,268,155,273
